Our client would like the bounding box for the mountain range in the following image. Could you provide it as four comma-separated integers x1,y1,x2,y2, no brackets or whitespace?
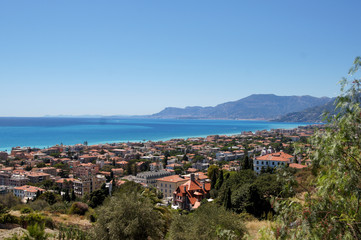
150,94,333,122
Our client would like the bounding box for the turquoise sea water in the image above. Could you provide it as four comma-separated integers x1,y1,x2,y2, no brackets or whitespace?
0,117,312,151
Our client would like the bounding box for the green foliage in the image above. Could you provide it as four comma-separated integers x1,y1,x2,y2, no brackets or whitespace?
20,206,33,214
0,213,20,224
20,212,54,229
36,162,46,168
208,165,219,189
216,170,284,218
58,224,89,240
242,155,252,170
92,191,166,240
274,57,361,239
38,191,60,205
215,170,224,190
25,223,49,240
168,203,246,240
88,185,108,208
28,199,50,212
49,201,69,214
0,193,22,209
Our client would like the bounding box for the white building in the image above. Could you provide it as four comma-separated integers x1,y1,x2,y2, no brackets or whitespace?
253,151,294,174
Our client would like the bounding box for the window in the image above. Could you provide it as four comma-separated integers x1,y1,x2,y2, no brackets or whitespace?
165,184,167,187
262,161,264,165
257,161,259,164
272,162,274,165
161,183,163,187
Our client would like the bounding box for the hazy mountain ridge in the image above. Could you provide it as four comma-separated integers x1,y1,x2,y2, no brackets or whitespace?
151,94,332,120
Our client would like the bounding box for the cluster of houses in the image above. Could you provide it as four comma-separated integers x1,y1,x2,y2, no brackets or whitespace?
0,125,316,208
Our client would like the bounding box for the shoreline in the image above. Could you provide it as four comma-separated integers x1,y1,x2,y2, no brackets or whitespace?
0,122,317,152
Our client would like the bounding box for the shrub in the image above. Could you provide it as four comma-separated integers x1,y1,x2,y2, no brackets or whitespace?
0,214,20,224
85,207,97,222
20,212,54,229
69,202,88,215
20,206,33,214
29,199,50,211
50,201,69,214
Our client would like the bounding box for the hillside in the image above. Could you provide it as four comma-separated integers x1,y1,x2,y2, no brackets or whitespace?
273,99,336,122
151,94,332,120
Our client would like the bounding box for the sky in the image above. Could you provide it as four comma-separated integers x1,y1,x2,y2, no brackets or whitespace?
1,1,361,117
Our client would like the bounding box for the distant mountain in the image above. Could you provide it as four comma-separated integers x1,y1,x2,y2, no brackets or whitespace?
151,94,332,120
273,99,337,122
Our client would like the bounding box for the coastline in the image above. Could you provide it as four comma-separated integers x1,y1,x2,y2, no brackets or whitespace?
0,120,316,152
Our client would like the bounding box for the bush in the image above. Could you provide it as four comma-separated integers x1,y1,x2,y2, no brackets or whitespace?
0,214,20,224
85,207,97,222
0,194,21,209
29,199,50,211
50,201,69,214
69,202,88,215
20,206,33,214
20,212,54,229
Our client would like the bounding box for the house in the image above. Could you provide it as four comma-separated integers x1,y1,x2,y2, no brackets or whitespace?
173,173,211,210
155,175,189,199
13,185,45,201
253,151,294,174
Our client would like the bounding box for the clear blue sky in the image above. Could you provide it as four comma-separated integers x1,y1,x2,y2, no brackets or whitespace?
1,1,360,117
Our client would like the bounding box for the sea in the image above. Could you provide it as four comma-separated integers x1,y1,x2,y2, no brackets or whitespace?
0,117,313,151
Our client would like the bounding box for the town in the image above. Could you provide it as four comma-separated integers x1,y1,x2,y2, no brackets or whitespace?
0,124,318,211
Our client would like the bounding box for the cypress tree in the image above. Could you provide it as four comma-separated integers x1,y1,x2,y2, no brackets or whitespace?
215,170,224,190
224,187,232,210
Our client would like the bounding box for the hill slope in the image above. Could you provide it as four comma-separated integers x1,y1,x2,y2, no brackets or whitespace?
273,99,336,122
151,94,332,120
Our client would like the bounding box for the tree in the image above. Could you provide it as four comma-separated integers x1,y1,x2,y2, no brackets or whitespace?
71,190,76,201
242,155,252,170
163,155,168,168
274,57,361,239
168,203,245,240
215,170,224,190
38,192,59,205
223,187,232,210
63,189,71,202
92,192,166,240
208,165,219,189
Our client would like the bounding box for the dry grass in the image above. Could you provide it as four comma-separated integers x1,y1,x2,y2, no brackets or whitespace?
9,210,92,230
244,220,273,240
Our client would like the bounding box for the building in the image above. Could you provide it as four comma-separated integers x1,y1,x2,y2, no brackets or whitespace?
38,167,57,176
73,163,99,178
26,172,50,183
13,185,45,201
136,170,173,187
253,151,294,174
73,175,106,197
173,174,211,210
9,174,29,187
156,175,189,199
0,151,8,160
0,172,11,186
